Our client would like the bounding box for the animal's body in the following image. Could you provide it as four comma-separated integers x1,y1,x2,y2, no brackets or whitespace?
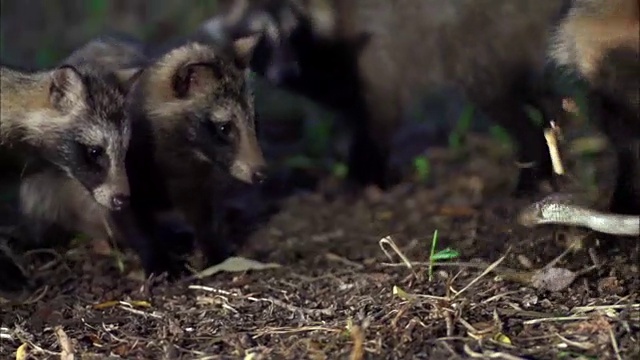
17,34,265,277
548,0,640,214
202,0,568,193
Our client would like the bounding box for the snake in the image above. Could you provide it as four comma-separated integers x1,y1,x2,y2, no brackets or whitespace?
517,193,640,237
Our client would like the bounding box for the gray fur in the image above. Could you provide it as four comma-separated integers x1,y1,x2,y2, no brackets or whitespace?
7,35,144,244
19,168,111,241
13,34,265,275
2,43,141,249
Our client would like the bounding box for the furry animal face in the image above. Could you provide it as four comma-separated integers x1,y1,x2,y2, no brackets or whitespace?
45,64,138,210
137,38,267,184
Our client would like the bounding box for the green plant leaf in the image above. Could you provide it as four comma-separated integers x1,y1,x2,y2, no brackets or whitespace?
448,104,474,150
489,125,512,147
332,162,348,179
413,155,431,182
430,248,460,261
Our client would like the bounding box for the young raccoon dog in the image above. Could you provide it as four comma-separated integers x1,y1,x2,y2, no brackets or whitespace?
548,0,640,215
0,59,140,215
202,0,568,194
19,34,267,277
124,33,266,276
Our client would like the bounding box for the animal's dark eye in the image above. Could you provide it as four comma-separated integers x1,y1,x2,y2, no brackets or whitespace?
216,122,233,139
85,145,104,162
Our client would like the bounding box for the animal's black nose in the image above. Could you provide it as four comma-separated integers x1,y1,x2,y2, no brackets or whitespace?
111,194,130,211
252,170,267,184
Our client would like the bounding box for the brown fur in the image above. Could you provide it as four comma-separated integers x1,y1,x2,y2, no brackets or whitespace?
548,0,640,215
549,0,639,110
549,0,639,78
205,0,568,193
335,0,567,190
15,34,265,276
1,66,77,148
124,36,264,274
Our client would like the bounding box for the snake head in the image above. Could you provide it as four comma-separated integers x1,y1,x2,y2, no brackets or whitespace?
517,201,544,227
517,193,591,228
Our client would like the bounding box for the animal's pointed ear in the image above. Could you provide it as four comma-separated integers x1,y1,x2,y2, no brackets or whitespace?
115,67,144,92
231,33,261,69
49,65,85,113
171,63,216,99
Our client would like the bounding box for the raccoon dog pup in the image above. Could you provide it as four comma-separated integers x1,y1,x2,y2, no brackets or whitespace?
1,59,141,212
203,0,568,194
124,34,266,275
10,36,146,250
548,0,640,214
17,34,266,277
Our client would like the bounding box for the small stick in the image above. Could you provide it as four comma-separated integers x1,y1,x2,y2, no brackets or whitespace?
544,124,565,175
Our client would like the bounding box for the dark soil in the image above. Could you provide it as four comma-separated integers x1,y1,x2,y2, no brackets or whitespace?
1,129,639,360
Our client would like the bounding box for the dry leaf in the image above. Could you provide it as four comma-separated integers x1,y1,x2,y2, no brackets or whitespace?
15,343,28,360
392,285,414,301
128,300,151,308
196,257,281,279
531,267,577,292
112,343,130,357
493,332,512,345
93,300,119,310
55,326,75,360
244,353,258,360
349,325,364,360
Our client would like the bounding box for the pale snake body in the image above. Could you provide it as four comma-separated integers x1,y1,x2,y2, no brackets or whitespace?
518,193,640,237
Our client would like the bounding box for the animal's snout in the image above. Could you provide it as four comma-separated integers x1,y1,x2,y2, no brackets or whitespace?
110,194,130,211
251,168,267,184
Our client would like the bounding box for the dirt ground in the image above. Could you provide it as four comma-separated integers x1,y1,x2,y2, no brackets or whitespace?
1,129,639,359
